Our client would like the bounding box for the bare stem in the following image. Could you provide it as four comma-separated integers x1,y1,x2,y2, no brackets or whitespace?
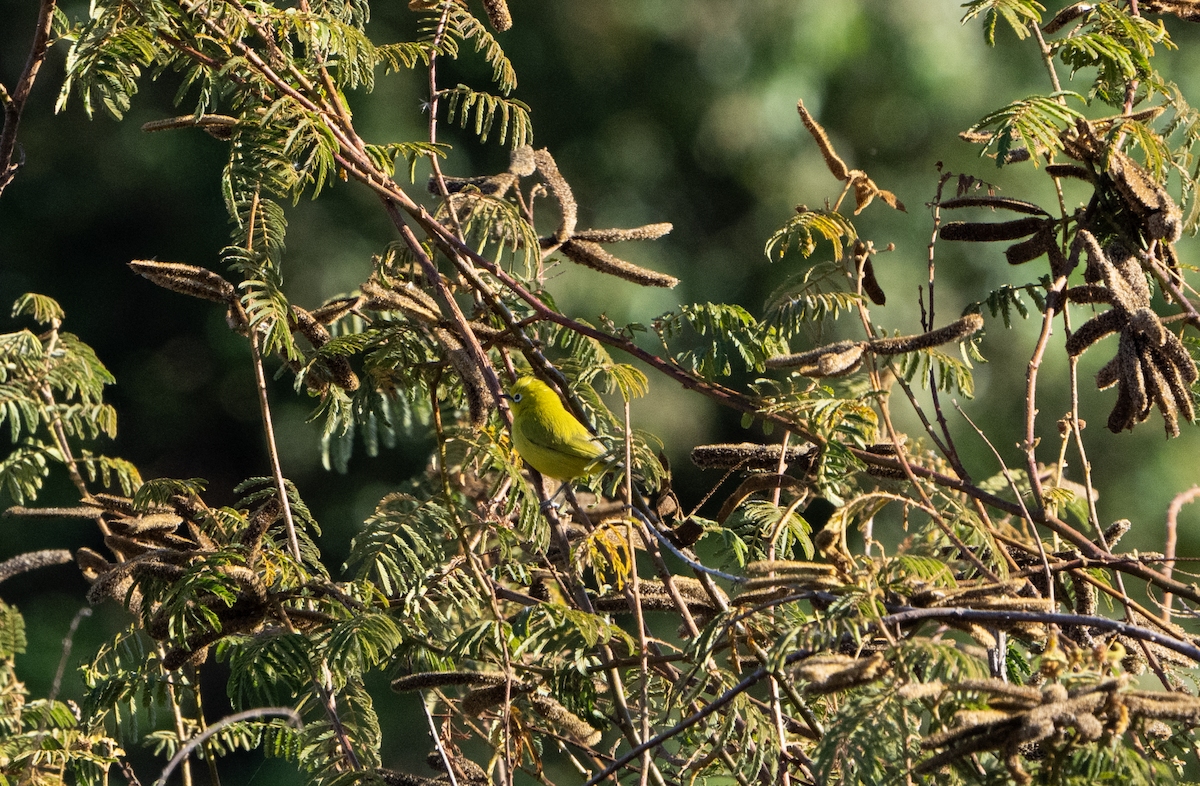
0,0,56,197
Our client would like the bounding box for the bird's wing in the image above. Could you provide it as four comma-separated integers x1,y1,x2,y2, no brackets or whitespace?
518,412,604,460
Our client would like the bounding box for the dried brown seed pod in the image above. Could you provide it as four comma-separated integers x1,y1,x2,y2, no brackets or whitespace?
1106,149,1183,243
128,260,237,304
1045,163,1093,182
1141,0,1200,21
560,239,680,288
479,0,512,31
141,114,238,140
745,560,839,577
795,652,888,694
0,549,72,584
432,172,518,198
1004,227,1055,266
867,313,984,355
392,670,507,693
530,695,602,746
1064,285,1112,306
508,144,536,176
797,99,849,181
360,278,441,323
939,217,1048,242
1065,309,1121,356
534,149,577,242
689,442,816,470
816,343,866,376
572,223,673,243
865,462,907,480
852,239,887,305
462,682,534,717
766,339,862,371
938,196,1050,216
309,296,361,325
1042,2,1096,34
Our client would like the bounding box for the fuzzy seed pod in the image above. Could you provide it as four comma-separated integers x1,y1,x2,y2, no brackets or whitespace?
766,340,862,371
939,217,1047,242
463,684,528,717
865,462,907,480
360,279,441,323
745,560,839,577
427,753,489,786
1042,2,1095,34
534,149,577,242
795,652,887,694
391,670,507,693
1141,1,1200,20
431,327,493,428
433,172,518,198
1065,309,1122,356
112,513,183,535
309,296,362,325
817,343,866,376
937,196,1050,216
797,100,849,181
479,0,512,30
1064,285,1112,306
128,260,237,304
560,239,680,288
141,114,238,140
743,573,843,591
1045,163,1093,182
530,695,602,747
0,549,72,584
291,306,360,393
1005,227,1055,266
376,768,445,786
867,313,984,355
572,223,674,243
689,442,816,470
853,240,887,305
508,145,536,176
76,547,112,580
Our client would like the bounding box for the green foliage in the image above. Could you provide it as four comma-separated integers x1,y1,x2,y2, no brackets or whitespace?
961,0,1045,45
969,91,1086,164
8,2,1200,786
764,261,864,338
655,302,789,378
764,209,857,262
442,84,532,146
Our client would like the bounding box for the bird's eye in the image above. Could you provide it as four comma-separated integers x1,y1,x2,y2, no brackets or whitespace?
512,392,523,403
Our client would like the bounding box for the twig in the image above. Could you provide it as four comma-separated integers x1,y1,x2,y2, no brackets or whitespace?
0,0,56,197
1163,486,1200,619
877,606,1200,662
154,707,303,786
422,697,460,786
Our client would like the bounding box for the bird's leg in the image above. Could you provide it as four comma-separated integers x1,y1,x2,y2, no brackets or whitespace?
539,481,569,512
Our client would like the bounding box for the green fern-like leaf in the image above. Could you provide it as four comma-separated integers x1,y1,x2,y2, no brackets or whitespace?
11,294,65,324
657,303,789,379
890,344,977,398
764,209,856,262
961,0,1045,45
442,84,532,146
763,261,863,337
969,92,1086,165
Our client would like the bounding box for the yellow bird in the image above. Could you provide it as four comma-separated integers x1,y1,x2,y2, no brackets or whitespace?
507,376,606,482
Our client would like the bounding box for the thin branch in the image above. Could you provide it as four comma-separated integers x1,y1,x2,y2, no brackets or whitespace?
154,708,303,786
0,0,56,197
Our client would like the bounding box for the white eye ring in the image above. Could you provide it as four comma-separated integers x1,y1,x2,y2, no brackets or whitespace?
512,392,523,403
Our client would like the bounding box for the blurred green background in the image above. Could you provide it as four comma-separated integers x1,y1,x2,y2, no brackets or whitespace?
5,0,1200,781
